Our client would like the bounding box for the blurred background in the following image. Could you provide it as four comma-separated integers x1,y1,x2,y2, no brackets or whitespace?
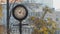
0,0,60,34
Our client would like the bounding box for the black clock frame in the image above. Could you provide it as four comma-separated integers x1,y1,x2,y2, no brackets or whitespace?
12,4,28,21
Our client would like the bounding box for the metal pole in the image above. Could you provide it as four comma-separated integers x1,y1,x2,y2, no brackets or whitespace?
7,0,10,34
19,21,22,34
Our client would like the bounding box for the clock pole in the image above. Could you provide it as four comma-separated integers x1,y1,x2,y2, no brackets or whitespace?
19,20,22,34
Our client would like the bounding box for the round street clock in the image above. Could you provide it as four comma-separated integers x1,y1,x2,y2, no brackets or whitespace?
12,4,28,34
12,4,28,21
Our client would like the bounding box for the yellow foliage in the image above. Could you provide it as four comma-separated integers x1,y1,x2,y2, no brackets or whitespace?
30,17,57,34
30,6,56,34
0,5,3,19
44,31,48,34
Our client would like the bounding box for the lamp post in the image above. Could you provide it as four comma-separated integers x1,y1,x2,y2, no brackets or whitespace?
7,0,10,34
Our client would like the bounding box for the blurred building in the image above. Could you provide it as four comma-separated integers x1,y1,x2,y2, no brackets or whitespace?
23,0,53,7
0,0,53,7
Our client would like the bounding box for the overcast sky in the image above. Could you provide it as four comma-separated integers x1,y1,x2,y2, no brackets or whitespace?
53,0,60,10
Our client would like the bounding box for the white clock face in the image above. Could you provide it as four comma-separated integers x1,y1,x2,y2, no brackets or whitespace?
14,7,26,19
